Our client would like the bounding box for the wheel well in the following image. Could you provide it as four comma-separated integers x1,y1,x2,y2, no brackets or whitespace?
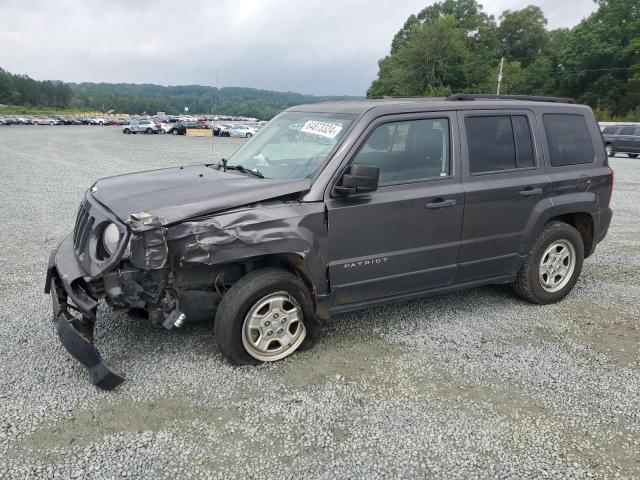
230,254,317,304
548,212,594,257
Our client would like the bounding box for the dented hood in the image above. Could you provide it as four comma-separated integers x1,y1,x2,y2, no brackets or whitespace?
91,165,311,227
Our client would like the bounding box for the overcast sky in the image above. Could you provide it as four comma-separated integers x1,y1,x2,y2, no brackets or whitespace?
0,0,597,96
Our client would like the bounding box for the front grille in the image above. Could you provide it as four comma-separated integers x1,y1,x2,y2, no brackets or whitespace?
73,202,95,256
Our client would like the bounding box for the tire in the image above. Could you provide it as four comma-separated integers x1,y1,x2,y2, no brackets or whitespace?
246,133,252,138
146,128,153,134
214,268,320,365
123,128,131,134
172,129,178,135
628,154,638,158
605,144,615,157
513,221,584,305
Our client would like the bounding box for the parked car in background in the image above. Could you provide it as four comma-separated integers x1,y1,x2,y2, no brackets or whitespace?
107,118,128,126
0,116,12,125
33,117,59,125
212,123,234,136
51,115,73,125
160,118,182,133
165,121,209,135
602,124,640,158
12,116,34,125
123,119,160,134
229,124,257,138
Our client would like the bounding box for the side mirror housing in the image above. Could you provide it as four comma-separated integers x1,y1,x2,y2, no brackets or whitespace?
333,164,379,196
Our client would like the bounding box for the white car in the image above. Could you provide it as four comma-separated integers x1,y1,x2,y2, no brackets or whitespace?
229,125,257,138
122,120,160,134
33,117,59,125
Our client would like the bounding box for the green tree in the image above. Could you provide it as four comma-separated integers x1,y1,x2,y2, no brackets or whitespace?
369,15,470,97
498,6,548,66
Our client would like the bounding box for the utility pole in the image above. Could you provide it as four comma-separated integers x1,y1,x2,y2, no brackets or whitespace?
496,57,505,95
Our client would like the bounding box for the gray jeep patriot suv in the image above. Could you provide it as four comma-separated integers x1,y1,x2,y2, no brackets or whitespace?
45,94,613,389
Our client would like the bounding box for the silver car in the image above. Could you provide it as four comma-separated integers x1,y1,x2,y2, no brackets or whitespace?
229,124,257,138
122,120,160,134
33,117,59,125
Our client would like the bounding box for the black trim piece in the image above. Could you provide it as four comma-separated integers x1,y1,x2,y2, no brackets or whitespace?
448,94,576,104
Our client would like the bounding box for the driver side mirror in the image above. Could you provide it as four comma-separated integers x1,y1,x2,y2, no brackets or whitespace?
333,164,379,196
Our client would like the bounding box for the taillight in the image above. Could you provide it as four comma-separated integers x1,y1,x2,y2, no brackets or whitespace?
609,168,614,197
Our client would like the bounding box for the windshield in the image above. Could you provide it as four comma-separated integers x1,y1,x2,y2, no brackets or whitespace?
226,111,356,179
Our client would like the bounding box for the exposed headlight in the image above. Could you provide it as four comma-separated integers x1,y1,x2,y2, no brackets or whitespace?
102,223,121,255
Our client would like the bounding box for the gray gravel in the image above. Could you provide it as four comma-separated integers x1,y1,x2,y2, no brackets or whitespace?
0,125,639,479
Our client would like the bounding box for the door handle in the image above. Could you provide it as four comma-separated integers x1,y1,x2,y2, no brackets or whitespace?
518,187,543,197
425,198,456,209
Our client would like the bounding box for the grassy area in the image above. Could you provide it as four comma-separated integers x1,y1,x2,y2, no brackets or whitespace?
0,105,104,115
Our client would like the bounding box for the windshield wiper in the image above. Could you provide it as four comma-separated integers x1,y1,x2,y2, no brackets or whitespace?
226,164,264,178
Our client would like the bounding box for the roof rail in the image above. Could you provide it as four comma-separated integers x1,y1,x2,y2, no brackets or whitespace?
447,93,576,104
368,96,442,100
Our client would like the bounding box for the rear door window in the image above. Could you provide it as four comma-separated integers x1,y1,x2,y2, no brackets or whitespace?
602,126,619,134
543,114,595,167
465,115,535,173
620,126,635,136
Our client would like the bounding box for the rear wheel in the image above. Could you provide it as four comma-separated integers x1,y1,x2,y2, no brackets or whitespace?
246,133,252,138
214,268,320,365
146,128,153,134
123,128,131,134
628,154,638,158
172,129,178,135
513,221,584,304
605,144,615,157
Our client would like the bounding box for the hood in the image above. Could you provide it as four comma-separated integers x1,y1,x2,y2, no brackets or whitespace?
91,165,311,229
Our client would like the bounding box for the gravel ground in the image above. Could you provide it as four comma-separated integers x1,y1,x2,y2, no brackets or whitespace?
0,125,638,479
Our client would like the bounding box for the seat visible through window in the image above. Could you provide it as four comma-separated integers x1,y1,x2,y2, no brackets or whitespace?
352,119,450,184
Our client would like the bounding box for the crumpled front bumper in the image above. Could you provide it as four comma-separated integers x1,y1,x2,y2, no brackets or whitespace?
45,235,125,390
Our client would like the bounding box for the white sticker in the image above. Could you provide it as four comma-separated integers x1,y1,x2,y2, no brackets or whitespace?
300,120,343,139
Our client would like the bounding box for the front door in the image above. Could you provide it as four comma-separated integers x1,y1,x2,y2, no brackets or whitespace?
326,113,464,307
456,110,551,282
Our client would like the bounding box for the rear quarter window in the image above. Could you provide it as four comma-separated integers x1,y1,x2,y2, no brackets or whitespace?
543,114,595,167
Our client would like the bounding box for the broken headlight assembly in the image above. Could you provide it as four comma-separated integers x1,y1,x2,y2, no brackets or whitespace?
101,222,122,256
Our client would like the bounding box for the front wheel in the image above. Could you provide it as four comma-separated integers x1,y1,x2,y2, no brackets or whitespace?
246,133,252,138
513,221,584,305
628,154,638,158
146,128,153,134
605,144,615,157
172,129,178,135
214,268,320,365
123,128,131,134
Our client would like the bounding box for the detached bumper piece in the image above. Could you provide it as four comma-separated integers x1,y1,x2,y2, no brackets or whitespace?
46,249,125,390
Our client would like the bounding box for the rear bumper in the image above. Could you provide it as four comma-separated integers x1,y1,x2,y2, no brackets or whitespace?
45,235,125,390
596,207,613,245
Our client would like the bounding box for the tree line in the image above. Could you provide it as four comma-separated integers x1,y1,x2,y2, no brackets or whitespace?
368,0,640,120
0,67,356,119
0,68,72,108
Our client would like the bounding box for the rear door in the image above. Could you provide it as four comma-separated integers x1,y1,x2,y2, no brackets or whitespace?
457,110,550,282
632,127,640,153
616,126,636,152
326,112,464,306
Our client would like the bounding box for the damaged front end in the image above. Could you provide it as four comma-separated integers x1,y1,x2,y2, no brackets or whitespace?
46,176,324,390
45,195,191,390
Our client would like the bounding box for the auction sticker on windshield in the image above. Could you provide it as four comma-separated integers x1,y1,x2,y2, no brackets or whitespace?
300,120,343,139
